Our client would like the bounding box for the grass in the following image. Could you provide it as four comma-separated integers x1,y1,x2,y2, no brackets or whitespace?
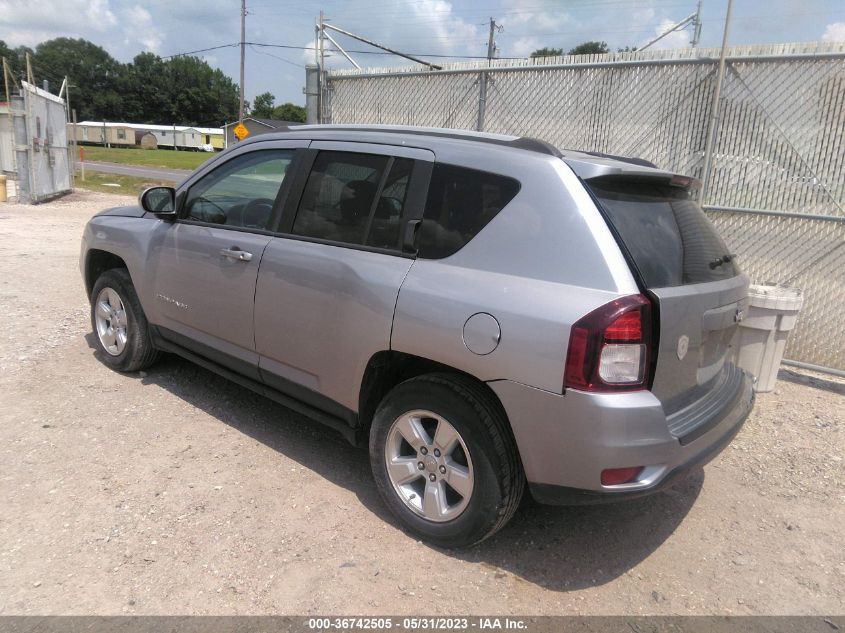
79,146,215,171
74,171,172,197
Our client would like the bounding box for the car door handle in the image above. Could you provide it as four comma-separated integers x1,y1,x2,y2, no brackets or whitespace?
219,247,253,262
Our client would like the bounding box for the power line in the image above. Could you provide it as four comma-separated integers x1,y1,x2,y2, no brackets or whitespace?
161,43,239,59
248,44,304,68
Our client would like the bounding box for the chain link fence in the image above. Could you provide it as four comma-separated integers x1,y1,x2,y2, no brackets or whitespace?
324,42,845,371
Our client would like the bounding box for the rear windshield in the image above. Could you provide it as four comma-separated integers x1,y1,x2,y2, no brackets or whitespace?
587,177,738,288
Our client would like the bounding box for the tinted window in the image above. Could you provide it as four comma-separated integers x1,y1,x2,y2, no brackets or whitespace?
418,164,520,259
367,158,413,249
184,149,293,230
587,177,738,287
292,152,412,250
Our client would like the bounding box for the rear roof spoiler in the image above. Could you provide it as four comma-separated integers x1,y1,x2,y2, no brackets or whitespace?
561,150,678,181
578,151,657,168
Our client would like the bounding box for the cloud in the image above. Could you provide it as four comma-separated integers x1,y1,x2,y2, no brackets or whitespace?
122,5,161,52
821,22,845,42
301,38,319,66
406,0,479,55
509,36,544,58
641,18,692,50
501,6,578,57
0,0,117,46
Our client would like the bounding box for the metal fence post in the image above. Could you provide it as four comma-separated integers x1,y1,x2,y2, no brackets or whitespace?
476,18,498,132
305,65,320,124
698,0,734,204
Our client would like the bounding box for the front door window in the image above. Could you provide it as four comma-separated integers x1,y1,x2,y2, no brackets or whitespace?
184,149,294,231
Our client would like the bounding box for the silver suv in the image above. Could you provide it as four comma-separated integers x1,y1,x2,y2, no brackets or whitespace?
81,125,754,547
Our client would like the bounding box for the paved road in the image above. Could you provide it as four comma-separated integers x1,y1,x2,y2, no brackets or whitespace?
78,161,192,183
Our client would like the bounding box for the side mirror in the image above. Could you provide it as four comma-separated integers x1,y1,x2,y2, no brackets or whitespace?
139,186,176,217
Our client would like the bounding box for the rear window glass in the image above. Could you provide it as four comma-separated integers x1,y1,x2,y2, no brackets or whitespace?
418,164,520,259
587,177,738,288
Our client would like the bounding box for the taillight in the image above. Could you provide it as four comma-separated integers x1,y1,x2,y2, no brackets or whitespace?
564,294,652,392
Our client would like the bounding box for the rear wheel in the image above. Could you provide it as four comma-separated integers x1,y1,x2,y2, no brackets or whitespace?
369,373,524,548
91,268,160,372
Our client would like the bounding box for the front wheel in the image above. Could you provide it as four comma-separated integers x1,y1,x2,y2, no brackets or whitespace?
90,268,160,372
369,373,524,548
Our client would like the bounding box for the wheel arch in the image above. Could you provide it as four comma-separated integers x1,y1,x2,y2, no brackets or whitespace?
357,350,515,447
85,249,129,298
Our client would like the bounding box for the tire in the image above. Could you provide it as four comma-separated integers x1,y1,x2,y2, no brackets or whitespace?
90,268,160,372
369,373,525,548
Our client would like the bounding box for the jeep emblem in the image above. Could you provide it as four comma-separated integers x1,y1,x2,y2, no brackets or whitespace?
677,335,689,360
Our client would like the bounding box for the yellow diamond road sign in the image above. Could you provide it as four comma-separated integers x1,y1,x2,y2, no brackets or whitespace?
233,122,249,140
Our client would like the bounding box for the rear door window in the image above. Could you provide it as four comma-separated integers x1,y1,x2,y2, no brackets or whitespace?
587,177,738,287
418,164,520,259
291,151,413,250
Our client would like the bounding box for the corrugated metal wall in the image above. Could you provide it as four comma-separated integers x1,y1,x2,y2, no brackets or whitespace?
13,82,71,203
325,42,845,371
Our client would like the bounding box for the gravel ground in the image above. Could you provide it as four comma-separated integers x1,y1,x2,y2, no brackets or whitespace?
0,191,843,615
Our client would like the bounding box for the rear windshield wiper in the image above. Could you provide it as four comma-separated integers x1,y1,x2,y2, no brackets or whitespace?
709,253,736,269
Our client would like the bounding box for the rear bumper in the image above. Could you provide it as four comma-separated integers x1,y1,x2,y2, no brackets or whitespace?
488,371,754,505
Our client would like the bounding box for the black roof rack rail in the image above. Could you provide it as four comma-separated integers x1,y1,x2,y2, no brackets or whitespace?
282,125,563,157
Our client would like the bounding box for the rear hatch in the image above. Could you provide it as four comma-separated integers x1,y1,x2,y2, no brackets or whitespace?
584,174,749,442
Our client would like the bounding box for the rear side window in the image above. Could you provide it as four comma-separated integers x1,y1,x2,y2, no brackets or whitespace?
418,164,520,259
587,177,738,288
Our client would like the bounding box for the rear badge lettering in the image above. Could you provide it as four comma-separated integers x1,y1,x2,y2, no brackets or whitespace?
677,335,689,360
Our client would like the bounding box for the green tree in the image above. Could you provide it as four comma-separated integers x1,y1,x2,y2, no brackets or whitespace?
0,40,20,87
120,52,170,123
0,41,30,88
567,41,609,55
7,36,244,126
164,55,239,126
271,102,306,123
530,47,563,58
32,38,124,120
251,91,275,118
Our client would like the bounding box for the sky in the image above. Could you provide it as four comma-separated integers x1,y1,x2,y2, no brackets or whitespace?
1,0,844,108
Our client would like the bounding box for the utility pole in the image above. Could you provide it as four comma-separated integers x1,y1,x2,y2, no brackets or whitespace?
319,10,326,73
318,10,326,123
691,0,703,47
314,15,320,66
239,0,246,123
699,0,734,204
2,57,10,104
476,17,499,132
25,52,34,85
